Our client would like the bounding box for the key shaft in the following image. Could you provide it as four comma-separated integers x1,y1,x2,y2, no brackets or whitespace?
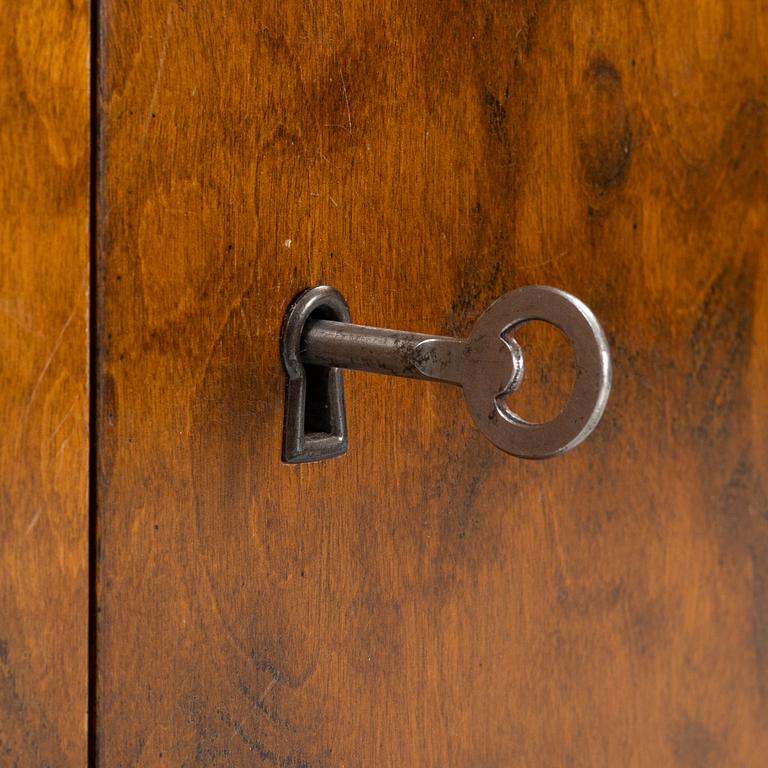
300,319,467,385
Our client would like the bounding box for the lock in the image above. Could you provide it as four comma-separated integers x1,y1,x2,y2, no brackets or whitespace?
281,285,611,463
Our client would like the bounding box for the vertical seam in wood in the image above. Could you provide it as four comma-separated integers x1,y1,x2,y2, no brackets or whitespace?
88,0,100,765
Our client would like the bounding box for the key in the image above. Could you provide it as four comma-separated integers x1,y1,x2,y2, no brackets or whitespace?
281,285,611,462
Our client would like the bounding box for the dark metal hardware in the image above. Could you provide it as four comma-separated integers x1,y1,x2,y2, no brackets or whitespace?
281,286,350,463
281,285,611,463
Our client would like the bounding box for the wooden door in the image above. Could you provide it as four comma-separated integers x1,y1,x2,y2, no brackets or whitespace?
0,2,90,766
91,1,768,766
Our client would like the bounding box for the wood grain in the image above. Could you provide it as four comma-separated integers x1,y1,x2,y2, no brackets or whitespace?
96,1,768,765
0,1,90,766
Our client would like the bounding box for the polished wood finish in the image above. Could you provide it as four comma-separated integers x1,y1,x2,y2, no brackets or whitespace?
96,1,768,765
0,1,90,765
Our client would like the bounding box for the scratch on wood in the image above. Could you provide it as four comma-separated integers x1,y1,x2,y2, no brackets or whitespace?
49,401,77,443
25,507,43,535
139,8,174,151
257,675,278,706
340,67,352,134
517,251,569,273
54,437,71,461
23,304,77,423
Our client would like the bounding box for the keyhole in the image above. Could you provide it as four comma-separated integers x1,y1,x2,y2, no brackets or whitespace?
302,306,344,436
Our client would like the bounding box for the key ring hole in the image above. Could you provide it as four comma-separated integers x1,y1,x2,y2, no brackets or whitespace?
499,320,576,424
